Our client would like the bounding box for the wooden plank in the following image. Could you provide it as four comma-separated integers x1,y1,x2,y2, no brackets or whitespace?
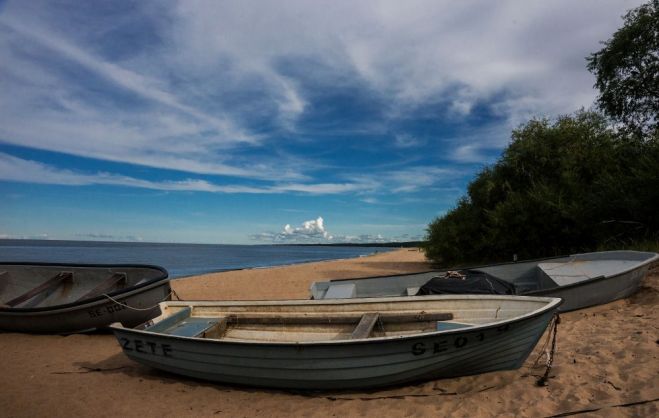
225,312,453,325
75,273,127,302
4,272,72,307
351,313,379,339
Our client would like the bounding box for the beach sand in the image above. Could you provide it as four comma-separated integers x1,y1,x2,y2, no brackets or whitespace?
0,249,657,417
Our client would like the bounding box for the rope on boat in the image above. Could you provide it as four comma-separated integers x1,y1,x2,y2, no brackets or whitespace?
532,320,554,367
534,314,560,386
102,289,178,311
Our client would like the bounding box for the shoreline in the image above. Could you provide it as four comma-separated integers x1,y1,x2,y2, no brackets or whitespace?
1,248,657,417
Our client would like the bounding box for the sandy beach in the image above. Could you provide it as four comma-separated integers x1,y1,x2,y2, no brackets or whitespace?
1,248,657,417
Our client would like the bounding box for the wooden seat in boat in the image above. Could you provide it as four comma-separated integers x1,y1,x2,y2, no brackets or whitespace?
4,272,73,308
165,317,222,338
351,313,379,339
76,273,127,302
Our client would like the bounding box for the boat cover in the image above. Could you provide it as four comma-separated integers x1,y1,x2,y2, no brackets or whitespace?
416,270,516,296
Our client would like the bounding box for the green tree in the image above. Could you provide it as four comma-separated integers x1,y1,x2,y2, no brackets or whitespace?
586,0,659,136
425,111,658,266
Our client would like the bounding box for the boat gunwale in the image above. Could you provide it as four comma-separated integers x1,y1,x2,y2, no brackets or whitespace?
0,262,169,313
112,295,562,347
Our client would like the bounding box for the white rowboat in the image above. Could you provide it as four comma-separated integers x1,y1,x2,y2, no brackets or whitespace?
111,295,561,389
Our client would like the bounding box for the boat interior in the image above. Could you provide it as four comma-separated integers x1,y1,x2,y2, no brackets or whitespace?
0,265,165,309
137,297,555,343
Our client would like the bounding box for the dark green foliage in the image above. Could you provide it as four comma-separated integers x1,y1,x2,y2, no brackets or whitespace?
425,111,659,266
586,0,659,137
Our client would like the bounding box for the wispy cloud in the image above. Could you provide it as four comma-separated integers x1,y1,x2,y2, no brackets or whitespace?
393,134,423,148
444,125,512,164
0,152,462,196
0,19,251,143
0,0,640,179
351,166,463,194
0,11,304,181
0,152,378,195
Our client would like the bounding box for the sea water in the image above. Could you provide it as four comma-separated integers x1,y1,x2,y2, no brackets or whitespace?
0,239,392,278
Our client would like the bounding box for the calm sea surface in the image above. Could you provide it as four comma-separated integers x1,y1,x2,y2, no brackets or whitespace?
0,240,393,278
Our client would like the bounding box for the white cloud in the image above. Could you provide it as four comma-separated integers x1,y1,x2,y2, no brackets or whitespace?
451,144,492,164
252,216,332,243
164,0,642,157
282,216,332,241
370,166,462,193
250,217,424,243
0,19,251,143
0,152,464,196
0,13,304,181
0,0,644,187
0,152,375,195
0,152,227,190
339,234,387,244
176,1,639,113
271,182,370,195
445,125,512,164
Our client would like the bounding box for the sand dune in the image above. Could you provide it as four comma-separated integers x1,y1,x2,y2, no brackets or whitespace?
1,249,657,417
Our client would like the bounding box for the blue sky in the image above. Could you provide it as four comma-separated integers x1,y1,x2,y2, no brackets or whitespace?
0,0,643,244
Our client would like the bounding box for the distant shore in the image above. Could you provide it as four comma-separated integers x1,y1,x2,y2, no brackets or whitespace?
1,248,658,417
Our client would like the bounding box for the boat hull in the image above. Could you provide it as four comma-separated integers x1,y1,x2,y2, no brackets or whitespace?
112,296,559,390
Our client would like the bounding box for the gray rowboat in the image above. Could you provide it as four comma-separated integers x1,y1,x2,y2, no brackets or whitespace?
310,250,658,312
111,295,561,390
0,262,170,333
